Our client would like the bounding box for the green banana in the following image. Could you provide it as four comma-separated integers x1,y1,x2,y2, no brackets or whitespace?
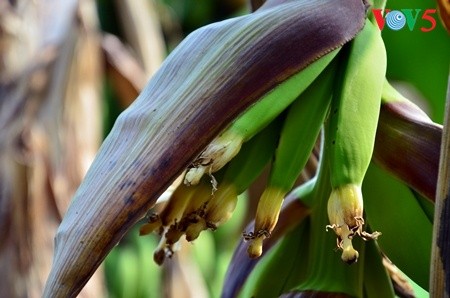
238,179,316,298
325,20,386,263
222,185,313,298
244,60,336,258
239,219,310,298
184,49,340,185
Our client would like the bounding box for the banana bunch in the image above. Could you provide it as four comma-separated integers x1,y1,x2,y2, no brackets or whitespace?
140,42,342,264
222,94,439,298
218,14,441,297
140,118,282,264
226,120,435,298
141,47,342,264
134,8,441,298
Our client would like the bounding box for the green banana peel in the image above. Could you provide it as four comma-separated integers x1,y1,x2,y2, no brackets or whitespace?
44,1,367,296
234,136,366,297
222,118,282,194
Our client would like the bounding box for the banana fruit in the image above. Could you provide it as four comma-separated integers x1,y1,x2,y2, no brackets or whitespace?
240,219,311,298
244,60,336,258
237,177,316,298
184,49,340,185
325,20,386,263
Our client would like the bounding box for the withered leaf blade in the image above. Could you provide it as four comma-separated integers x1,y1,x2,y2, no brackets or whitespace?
43,0,367,296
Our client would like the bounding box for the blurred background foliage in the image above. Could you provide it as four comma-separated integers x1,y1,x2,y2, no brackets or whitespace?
98,1,448,297
381,0,449,123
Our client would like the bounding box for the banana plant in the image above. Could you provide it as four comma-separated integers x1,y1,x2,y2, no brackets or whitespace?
43,0,448,297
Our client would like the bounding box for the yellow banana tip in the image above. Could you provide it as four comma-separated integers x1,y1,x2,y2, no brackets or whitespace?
139,214,162,235
340,232,359,264
247,236,264,259
185,220,207,242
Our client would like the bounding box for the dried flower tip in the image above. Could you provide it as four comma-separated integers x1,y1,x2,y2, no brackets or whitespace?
153,233,173,265
153,249,166,266
360,230,382,241
165,224,184,245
